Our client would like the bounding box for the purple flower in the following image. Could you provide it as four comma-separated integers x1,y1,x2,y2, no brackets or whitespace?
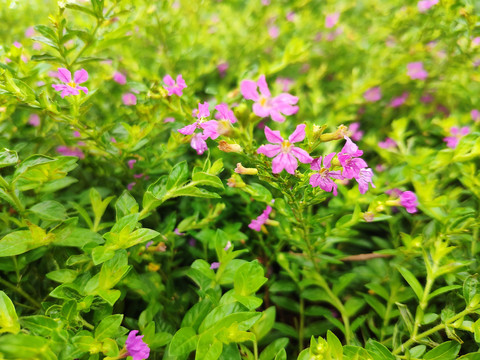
127,182,136,190
325,12,340,28
364,87,381,102
128,159,137,169
407,62,428,80
286,11,296,22
355,168,375,194
210,262,220,270
418,0,438,12
56,146,84,159
217,62,228,77
309,153,343,196
257,124,313,174
13,41,22,49
268,25,280,39
215,103,237,123
471,109,480,122
122,93,137,106
240,75,299,122
400,191,418,213
443,126,469,149
28,114,40,127
113,71,127,85
224,241,232,251
163,74,187,96
348,122,363,141
164,117,175,123
174,228,185,236
249,205,273,231
378,137,397,149
275,77,294,92
52,68,88,98
25,27,35,38
337,137,368,179
389,92,409,108
125,330,150,360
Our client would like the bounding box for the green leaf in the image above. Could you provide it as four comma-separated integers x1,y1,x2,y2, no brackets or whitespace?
0,230,38,257
61,300,77,321
365,340,395,360
98,250,131,290
30,200,67,221
192,172,224,189
46,269,77,283
166,161,189,190
34,25,58,41
170,186,221,199
259,338,289,360
65,3,96,16
169,327,198,356
396,302,414,334
0,291,20,334
95,314,123,340
20,316,58,337
463,275,480,307
0,148,18,169
0,334,56,359
234,261,268,296
396,266,423,301
115,190,138,220
423,341,461,360
252,307,276,342
327,330,343,359
195,333,223,360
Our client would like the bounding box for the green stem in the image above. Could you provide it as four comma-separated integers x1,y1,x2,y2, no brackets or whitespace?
0,278,41,308
0,176,25,215
253,339,258,360
299,296,305,352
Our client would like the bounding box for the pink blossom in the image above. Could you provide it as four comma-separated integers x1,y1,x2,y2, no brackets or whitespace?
122,93,137,106
241,75,299,122
5,58,12,64
286,11,296,22
13,41,22,49
133,173,144,179
111,137,117,143
337,136,368,179
443,126,469,149
210,262,220,269
309,153,343,196
215,103,237,123
193,102,210,119
113,71,127,85
407,62,428,80
56,146,84,159
32,43,42,51
275,77,294,92
257,124,313,174
217,62,228,77
164,117,175,123
389,92,409,108
261,0,270,5
473,37,480,47
25,27,35,37
127,182,136,190
355,168,375,194
36,81,45,87
125,330,150,360
349,122,363,141
21,55,28,63
224,241,232,251
174,228,185,236
51,68,89,98
28,114,40,127
268,25,280,39
326,28,343,41
364,87,381,102
249,205,273,231
163,74,187,96
378,137,397,149
471,109,480,122
421,93,434,103
400,191,418,213
188,238,196,247
418,0,438,13
325,13,340,28
128,159,137,169
145,241,154,249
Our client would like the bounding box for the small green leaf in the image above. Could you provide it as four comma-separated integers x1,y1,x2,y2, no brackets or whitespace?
0,291,20,334
259,337,289,360
166,161,189,190
0,148,18,169
396,266,423,301
423,341,461,360
95,314,123,340
463,275,479,307
30,200,67,221
234,261,268,297
169,327,197,356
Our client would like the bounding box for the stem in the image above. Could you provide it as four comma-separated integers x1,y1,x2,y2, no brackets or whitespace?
0,278,41,308
253,339,258,360
299,296,305,352
0,176,25,215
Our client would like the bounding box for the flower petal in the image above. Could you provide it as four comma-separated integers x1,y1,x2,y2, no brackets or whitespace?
323,152,336,168
252,103,271,118
310,157,322,171
57,68,71,83
240,80,260,101
74,69,88,84
163,75,174,86
191,133,208,155
264,126,283,144
257,144,281,157
291,146,313,164
288,124,306,143
257,75,271,98
269,110,285,122
200,120,219,139
178,123,197,135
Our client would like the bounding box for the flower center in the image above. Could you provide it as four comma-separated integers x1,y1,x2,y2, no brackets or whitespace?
281,140,291,153
68,81,77,88
259,96,268,107
319,167,329,177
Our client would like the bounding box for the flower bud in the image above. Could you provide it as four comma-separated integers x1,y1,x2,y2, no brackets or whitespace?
235,163,258,175
320,124,349,142
363,211,375,222
218,140,243,153
227,174,246,188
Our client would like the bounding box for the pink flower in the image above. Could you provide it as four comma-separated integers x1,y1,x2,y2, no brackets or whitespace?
217,62,228,77
241,75,299,122
163,74,187,96
127,182,136,190
378,137,397,149
407,62,428,80
125,330,150,360
309,153,344,196
355,168,375,194
275,77,294,92
178,102,219,155
32,43,42,51
25,27,35,38
364,87,381,102
210,262,220,269
337,136,368,179
52,68,89,98
261,0,270,5
349,122,363,141
286,11,296,22
128,159,137,169
164,117,175,123
113,71,127,85
257,124,313,174
122,93,137,106
56,146,84,159
13,41,22,49
418,0,438,13
215,103,237,123
471,109,480,122
400,191,418,213
174,228,185,236
473,37,480,47
224,241,232,251
28,114,40,127
133,173,144,179
443,126,469,149
389,92,409,108
5,58,12,63
421,93,434,103
249,205,273,231
325,12,340,28
268,25,280,39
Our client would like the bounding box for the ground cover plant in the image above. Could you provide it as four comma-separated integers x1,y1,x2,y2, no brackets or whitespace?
0,0,479,359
